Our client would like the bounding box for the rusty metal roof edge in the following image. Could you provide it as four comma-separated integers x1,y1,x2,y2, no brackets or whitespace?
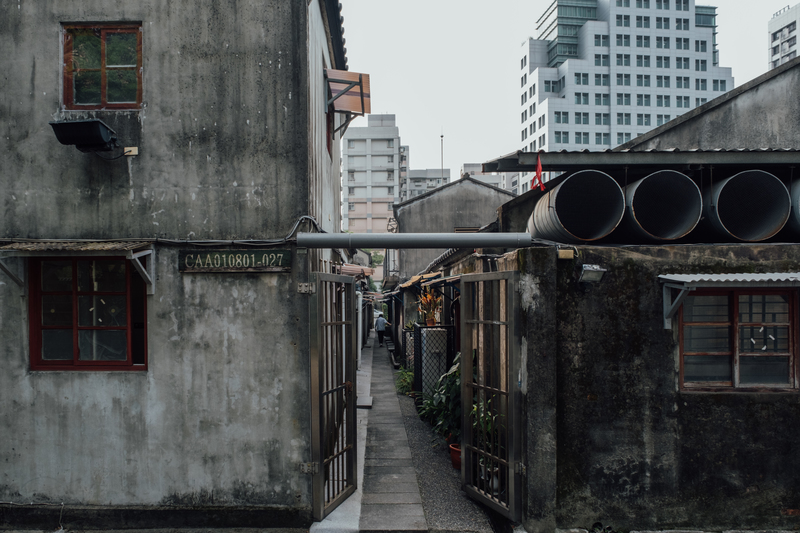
0,240,155,252
659,273,800,286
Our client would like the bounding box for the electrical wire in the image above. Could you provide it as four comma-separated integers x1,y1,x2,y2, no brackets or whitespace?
0,215,323,248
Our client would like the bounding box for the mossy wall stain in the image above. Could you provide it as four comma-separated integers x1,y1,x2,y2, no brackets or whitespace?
515,244,800,532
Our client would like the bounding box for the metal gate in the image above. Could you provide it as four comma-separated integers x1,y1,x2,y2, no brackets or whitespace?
460,271,522,521
309,272,357,520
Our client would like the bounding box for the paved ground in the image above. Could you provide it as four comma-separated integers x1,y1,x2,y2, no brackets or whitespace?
315,331,500,533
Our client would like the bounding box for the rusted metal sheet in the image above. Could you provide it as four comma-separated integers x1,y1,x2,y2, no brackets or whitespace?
0,241,152,252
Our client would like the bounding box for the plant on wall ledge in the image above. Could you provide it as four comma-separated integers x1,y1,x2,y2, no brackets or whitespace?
417,287,442,325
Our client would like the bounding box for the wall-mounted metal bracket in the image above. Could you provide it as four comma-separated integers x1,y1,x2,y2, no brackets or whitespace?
127,246,156,295
662,282,694,329
298,283,316,294
299,462,319,474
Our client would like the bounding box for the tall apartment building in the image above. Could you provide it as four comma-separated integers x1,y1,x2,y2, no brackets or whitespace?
342,114,402,233
769,3,799,69
402,168,451,201
518,0,733,191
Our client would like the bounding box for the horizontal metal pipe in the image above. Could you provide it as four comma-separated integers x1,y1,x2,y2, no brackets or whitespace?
297,232,533,249
704,170,790,242
527,169,625,243
624,170,702,241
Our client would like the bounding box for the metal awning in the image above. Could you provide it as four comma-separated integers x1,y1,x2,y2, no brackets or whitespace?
658,272,800,329
483,149,800,174
421,274,462,288
0,241,156,294
339,263,375,277
325,68,371,136
399,272,440,289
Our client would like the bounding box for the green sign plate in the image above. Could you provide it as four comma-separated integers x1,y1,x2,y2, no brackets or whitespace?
179,249,291,273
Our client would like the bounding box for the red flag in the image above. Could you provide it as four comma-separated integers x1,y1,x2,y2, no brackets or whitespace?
532,153,545,191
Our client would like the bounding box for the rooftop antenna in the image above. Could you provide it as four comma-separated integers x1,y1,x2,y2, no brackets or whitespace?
440,129,444,183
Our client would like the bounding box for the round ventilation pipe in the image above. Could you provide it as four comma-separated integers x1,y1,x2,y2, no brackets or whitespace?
704,170,790,241
526,170,625,243
625,170,703,241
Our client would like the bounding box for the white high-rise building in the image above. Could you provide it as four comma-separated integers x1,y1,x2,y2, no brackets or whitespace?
342,114,402,233
769,3,799,70
518,0,733,192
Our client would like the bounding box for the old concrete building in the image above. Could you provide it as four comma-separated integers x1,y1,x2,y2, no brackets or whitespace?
619,55,800,151
0,0,365,527
394,63,800,531
393,176,515,281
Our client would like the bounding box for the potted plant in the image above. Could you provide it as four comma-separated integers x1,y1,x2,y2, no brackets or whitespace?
417,287,442,326
471,396,504,494
418,353,462,469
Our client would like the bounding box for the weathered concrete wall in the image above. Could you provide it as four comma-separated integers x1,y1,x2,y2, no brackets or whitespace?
0,0,310,240
395,178,515,279
621,57,800,151
307,0,343,234
544,245,800,531
0,0,345,524
0,247,312,515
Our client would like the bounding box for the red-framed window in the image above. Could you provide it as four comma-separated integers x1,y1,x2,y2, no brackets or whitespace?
29,257,147,370
680,289,797,390
63,24,142,110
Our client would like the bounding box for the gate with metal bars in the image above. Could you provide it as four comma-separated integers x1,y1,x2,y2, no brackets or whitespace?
460,271,522,522
309,272,357,520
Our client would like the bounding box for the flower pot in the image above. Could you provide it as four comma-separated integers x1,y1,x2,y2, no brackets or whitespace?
426,318,436,326
449,443,461,470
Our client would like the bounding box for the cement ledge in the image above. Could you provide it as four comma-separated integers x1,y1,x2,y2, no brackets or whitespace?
0,504,312,530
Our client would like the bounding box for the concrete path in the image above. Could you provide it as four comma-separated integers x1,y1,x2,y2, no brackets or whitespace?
314,330,496,533
313,331,426,533
359,339,427,533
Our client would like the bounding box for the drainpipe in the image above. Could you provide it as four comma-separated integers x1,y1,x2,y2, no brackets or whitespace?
356,290,363,370
297,232,533,249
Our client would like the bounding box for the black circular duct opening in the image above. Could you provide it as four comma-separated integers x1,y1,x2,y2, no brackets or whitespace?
555,170,625,240
716,170,790,241
631,171,702,240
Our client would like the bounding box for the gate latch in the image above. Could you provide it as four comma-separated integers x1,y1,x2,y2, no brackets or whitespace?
298,283,316,294
299,462,319,474
516,462,527,476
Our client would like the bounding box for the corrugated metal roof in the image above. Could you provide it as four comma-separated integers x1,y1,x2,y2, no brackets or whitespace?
483,149,800,173
659,273,800,287
0,241,152,252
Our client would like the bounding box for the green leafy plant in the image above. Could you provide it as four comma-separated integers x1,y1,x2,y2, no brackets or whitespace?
472,397,503,442
395,367,414,395
404,320,416,331
418,353,462,443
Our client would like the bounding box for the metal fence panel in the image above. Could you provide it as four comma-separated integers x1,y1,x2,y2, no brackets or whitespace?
412,324,455,399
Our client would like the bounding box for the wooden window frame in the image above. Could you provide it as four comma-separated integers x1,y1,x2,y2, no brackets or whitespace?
679,289,798,391
62,23,143,111
29,257,147,371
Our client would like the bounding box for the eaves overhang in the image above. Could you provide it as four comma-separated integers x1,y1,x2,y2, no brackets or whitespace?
659,272,800,330
483,149,800,174
0,241,156,295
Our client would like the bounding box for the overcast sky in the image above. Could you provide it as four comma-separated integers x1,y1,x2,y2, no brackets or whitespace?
339,0,791,176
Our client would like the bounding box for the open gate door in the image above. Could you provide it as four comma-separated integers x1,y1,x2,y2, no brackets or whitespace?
309,272,357,520
460,271,522,522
